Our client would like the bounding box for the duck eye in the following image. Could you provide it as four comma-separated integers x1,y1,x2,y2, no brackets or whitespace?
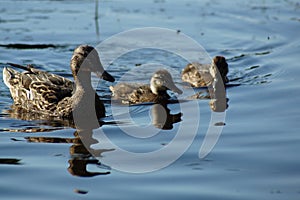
155,80,162,86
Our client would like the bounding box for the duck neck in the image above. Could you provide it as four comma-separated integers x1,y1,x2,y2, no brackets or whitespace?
71,71,103,125
74,71,94,92
155,89,170,99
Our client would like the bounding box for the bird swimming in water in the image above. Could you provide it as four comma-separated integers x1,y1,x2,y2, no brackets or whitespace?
3,45,115,119
110,69,182,104
181,56,229,87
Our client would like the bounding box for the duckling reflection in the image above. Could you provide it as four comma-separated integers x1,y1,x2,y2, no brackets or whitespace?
25,130,113,177
186,74,229,113
209,97,228,113
208,72,229,113
209,92,228,112
151,103,182,130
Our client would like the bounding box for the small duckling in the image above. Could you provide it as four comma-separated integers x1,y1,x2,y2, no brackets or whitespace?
110,69,182,104
181,56,229,87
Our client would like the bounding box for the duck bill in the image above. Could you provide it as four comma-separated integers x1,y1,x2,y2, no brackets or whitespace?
168,83,183,94
96,71,115,82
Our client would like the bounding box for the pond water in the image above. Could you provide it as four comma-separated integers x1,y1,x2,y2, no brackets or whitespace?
1,0,300,199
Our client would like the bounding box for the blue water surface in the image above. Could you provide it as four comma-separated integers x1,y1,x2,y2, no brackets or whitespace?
0,0,300,199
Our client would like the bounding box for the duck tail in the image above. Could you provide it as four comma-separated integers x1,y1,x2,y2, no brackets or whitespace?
6,62,34,72
3,67,14,88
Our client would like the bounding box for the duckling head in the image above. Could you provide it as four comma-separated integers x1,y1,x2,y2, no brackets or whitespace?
211,56,229,83
150,69,183,95
70,45,115,82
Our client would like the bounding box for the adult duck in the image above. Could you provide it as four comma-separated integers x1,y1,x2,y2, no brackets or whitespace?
181,56,229,87
3,45,115,119
110,69,182,104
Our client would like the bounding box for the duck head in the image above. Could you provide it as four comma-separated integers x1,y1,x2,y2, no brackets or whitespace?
150,69,183,95
211,56,229,83
70,45,115,82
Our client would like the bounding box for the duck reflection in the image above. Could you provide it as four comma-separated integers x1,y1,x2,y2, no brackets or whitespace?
3,104,114,177
208,77,228,113
151,103,182,130
187,78,229,113
26,130,113,177
3,104,75,132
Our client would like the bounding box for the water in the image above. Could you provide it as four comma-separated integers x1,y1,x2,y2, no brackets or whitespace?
1,0,300,199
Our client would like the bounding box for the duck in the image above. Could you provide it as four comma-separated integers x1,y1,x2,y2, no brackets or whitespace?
181,56,229,87
110,69,182,104
3,44,115,120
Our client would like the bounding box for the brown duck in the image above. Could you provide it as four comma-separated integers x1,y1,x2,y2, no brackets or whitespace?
110,69,182,104
3,45,115,119
181,56,229,87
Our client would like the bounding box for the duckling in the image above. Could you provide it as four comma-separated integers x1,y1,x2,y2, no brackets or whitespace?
110,69,182,104
3,45,115,119
181,56,229,87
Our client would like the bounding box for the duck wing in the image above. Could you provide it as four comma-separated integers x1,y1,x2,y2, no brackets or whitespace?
110,82,171,104
129,85,160,104
3,63,74,113
110,83,142,102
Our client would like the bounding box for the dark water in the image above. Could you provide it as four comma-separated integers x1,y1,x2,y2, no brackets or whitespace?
1,0,300,199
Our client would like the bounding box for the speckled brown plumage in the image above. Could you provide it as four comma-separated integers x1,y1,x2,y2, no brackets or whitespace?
182,56,229,87
3,45,115,119
110,69,182,104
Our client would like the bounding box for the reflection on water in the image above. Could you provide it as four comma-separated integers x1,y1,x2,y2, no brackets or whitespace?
1,0,300,199
0,158,22,165
3,104,75,131
2,101,117,177
151,103,182,130
2,99,186,176
0,44,66,49
26,130,112,177
1,56,229,175
187,77,229,113
209,76,228,113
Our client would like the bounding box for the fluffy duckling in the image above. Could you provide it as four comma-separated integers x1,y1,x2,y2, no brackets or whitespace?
110,69,182,104
3,45,115,119
181,56,229,87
